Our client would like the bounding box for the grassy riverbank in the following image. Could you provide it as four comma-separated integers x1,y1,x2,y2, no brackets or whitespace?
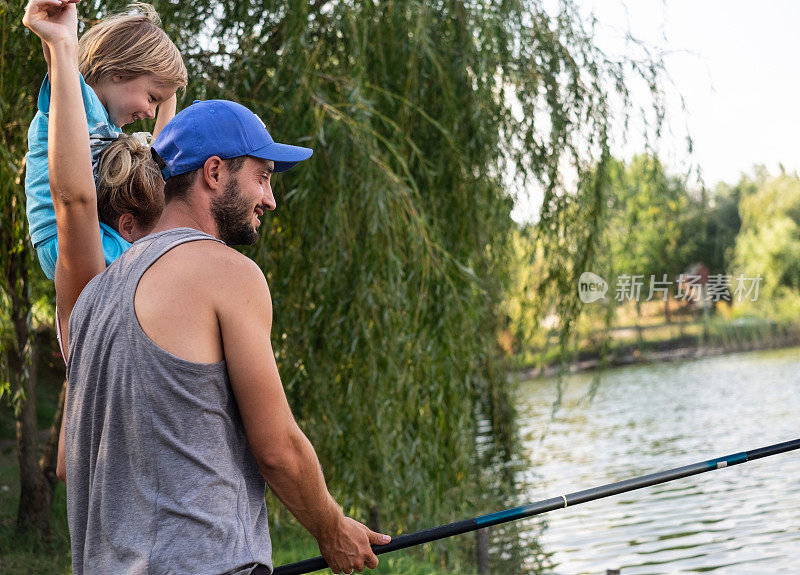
516,315,800,377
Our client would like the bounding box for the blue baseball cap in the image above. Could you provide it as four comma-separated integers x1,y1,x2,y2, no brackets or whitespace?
152,99,313,179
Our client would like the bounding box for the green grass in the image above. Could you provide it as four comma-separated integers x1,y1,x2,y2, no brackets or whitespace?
0,453,72,575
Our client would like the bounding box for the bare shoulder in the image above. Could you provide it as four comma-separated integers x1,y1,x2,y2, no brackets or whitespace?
135,238,270,363
158,239,266,285
160,239,271,307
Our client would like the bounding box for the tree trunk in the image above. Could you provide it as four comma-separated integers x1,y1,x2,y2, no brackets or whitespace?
476,528,490,575
367,504,381,534
15,345,51,534
8,245,57,536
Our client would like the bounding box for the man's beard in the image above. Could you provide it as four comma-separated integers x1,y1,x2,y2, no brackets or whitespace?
211,175,260,246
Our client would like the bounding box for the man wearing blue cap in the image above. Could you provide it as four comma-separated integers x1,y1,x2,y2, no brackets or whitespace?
65,99,389,575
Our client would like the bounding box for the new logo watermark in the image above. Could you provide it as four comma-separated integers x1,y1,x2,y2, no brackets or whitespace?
577,272,763,304
578,272,609,303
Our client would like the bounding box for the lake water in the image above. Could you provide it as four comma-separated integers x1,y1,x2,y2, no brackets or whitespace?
514,347,800,574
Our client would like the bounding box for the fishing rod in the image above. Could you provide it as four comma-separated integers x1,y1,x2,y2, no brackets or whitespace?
273,437,800,575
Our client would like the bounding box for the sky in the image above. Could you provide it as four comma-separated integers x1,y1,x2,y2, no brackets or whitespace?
513,1,800,221
581,0,800,186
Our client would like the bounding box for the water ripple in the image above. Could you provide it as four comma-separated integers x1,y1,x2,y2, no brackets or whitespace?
515,347,800,574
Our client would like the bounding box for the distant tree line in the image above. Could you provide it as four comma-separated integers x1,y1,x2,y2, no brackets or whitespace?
596,157,800,318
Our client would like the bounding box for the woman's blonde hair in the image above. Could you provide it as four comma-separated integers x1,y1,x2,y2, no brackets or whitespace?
95,133,164,232
79,3,187,91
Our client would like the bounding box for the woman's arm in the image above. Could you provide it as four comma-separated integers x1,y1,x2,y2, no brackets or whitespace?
25,0,104,486
25,0,70,77
24,0,105,333
56,409,67,482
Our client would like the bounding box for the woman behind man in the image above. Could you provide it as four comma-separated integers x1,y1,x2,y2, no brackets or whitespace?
23,0,167,481
95,133,164,242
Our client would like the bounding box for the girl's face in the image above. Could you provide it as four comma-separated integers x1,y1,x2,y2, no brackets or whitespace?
94,74,174,128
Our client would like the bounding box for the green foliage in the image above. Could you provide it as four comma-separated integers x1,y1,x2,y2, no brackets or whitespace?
734,169,800,318
0,0,40,405
590,153,741,297
585,154,745,309
676,181,742,277
600,155,687,281
0,456,71,575
509,152,753,369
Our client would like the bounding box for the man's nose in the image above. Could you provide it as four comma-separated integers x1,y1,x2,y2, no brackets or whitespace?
264,184,276,211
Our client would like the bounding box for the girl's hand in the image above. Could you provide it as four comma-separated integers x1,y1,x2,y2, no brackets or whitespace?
22,0,79,46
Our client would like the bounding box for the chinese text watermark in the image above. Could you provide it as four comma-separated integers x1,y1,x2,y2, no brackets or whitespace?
578,273,762,304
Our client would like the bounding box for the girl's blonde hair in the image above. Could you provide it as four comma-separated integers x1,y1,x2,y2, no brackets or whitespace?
95,133,164,232
79,3,187,91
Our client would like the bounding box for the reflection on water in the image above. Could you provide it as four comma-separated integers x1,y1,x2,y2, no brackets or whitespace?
515,347,800,574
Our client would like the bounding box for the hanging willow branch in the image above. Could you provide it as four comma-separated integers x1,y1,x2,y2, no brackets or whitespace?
2,0,669,562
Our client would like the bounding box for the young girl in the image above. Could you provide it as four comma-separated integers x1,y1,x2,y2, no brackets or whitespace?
25,0,186,279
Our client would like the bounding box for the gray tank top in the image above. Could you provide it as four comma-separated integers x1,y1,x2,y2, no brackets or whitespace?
65,228,272,575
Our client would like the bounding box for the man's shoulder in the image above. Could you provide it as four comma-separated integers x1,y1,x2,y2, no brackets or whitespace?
158,237,267,293
133,235,271,363
157,239,272,327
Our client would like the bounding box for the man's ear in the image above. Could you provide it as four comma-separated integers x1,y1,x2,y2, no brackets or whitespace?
202,156,225,190
117,213,137,243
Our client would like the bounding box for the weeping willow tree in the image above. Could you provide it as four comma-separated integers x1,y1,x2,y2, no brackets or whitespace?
154,0,668,534
3,0,667,561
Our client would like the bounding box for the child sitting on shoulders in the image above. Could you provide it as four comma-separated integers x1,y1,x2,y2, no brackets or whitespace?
25,1,186,279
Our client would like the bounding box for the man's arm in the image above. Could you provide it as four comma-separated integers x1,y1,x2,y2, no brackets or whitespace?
216,256,389,574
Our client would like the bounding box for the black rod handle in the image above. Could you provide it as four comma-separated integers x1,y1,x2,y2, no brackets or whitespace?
272,518,477,575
